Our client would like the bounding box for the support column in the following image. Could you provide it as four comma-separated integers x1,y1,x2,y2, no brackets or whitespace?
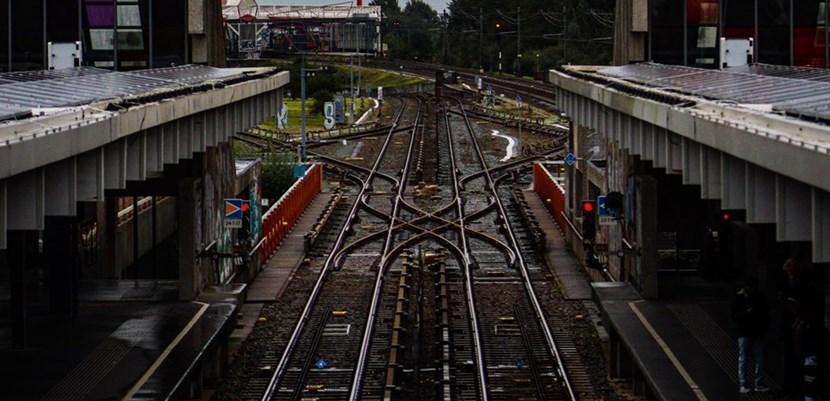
44,216,79,315
630,174,658,299
99,197,119,278
178,177,200,300
8,231,36,349
132,196,139,285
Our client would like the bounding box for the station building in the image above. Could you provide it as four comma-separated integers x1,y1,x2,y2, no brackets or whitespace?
223,0,381,59
614,0,829,68
0,0,226,72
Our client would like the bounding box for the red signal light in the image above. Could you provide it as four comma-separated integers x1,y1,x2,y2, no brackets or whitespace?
722,212,730,221
582,201,595,214
242,202,250,212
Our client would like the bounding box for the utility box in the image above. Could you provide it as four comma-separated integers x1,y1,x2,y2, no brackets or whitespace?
720,37,754,69
48,42,82,70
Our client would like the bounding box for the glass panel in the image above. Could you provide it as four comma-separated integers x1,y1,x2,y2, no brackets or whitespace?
117,29,144,50
117,5,141,27
47,0,82,43
697,26,718,48
152,0,186,66
688,0,720,67
651,0,685,65
90,29,114,50
0,0,9,72
87,5,114,28
12,0,44,70
758,0,791,64
723,0,755,40
700,2,719,24
793,0,825,67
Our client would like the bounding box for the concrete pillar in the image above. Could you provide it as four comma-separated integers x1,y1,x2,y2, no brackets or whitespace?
44,216,79,315
99,197,119,279
178,177,200,300
631,174,658,298
7,230,36,349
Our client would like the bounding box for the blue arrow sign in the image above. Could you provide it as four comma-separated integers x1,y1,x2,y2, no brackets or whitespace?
564,153,577,166
315,359,327,369
597,195,609,216
224,199,243,219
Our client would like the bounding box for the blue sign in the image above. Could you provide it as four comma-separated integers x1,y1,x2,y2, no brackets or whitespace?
515,95,522,108
224,199,243,219
516,358,526,369
597,195,610,216
564,153,577,166
315,359,327,369
334,95,345,124
293,164,306,178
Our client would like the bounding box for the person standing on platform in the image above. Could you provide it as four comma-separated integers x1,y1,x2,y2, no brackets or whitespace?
732,276,771,394
779,258,822,398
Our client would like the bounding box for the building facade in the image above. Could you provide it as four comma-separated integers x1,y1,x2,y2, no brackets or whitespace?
0,0,225,72
614,0,829,68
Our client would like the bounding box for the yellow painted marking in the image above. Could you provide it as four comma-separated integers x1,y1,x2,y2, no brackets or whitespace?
122,302,210,401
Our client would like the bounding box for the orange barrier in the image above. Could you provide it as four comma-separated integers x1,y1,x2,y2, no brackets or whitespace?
259,164,322,260
533,162,566,231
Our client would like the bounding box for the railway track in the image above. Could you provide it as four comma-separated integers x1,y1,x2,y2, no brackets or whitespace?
229,89,588,401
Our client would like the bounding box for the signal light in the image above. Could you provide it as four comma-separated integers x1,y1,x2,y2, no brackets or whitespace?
242,201,250,213
722,212,730,221
495,22,501,29
581,200,597,242
582,201,595,214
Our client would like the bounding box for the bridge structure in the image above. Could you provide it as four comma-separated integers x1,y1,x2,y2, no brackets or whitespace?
0,64,289,347
223,0,381,58
550,63,830,296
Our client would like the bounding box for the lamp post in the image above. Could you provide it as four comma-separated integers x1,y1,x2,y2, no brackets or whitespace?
536,53,540,74
300,62,326,162
350,54,355,119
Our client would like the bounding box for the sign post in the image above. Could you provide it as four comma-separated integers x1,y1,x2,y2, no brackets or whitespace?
224,199,243,228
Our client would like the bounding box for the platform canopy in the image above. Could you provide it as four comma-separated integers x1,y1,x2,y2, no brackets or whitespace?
598,63,830,123
0,65,252,122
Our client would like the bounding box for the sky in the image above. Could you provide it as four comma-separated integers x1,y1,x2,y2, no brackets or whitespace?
255,0,450,14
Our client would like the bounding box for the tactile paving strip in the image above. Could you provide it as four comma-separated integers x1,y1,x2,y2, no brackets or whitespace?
667,303,779,400
40,305,172,401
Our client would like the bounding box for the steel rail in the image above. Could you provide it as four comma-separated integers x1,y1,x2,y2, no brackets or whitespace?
260,96,411,401
451,96,578,401
441,97,490,401
348,94,425,401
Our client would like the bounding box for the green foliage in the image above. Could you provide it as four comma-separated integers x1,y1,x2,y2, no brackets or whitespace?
374,0,613,70
260,152,298,201
310,89,333,114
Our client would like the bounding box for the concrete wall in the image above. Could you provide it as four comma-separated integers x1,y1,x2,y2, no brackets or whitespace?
114,197,178,275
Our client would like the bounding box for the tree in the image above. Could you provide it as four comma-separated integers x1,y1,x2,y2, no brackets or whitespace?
310,89,333,114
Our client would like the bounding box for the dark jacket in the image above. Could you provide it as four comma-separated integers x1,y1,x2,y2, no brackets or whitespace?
731,288,770,338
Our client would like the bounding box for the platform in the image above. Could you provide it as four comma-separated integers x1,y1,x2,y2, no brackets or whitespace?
0,192,335,401
523,190,593,300
595,278,786,401
0,280,235,401
525,190,789,400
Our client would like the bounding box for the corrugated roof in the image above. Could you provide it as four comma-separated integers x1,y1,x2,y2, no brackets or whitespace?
598,62,830,122
726,63,830,84
0,65,247,121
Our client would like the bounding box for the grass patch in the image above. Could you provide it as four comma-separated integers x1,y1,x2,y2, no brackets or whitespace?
334,65,426,88
259,96,376,135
